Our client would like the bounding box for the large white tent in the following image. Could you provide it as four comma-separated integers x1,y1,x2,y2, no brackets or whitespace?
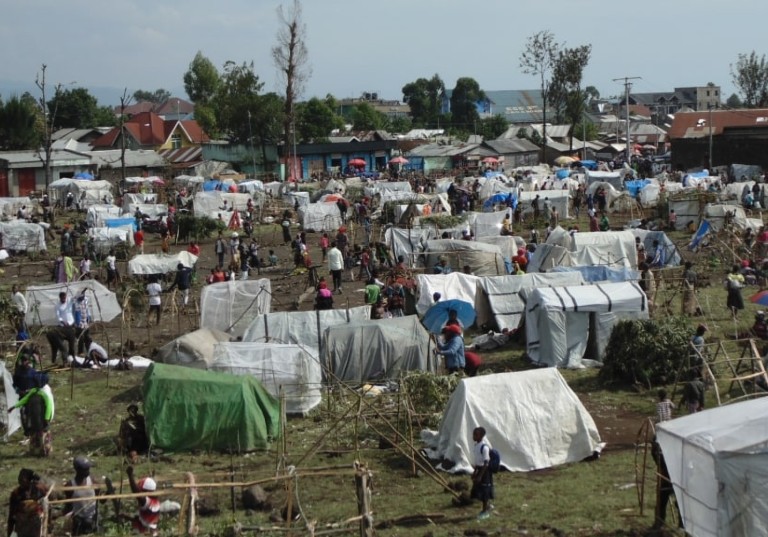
299,202,342,232
88,226,134,253
1,362,21,441
415,272,480,315
424,239,506,276
128,252,198,275
525,281,648,368
210,342,322,414
0,222,47,253
193,191,252,220
475,272,586,331
384,226,437,268
48,179,113,207
200,279,272,338
324,316,434,383
571,231,638,269
656,397,768,537
526,244,636,273
519,189,570,219
86,205,122,227
424,369,601,473
25,280,122,326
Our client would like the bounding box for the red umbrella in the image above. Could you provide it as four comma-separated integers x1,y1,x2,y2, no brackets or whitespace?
389,156,409,165
349,158,366,167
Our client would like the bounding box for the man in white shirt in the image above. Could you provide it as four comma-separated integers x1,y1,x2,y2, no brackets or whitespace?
327,241,344,294
471,427,494,520
54,292,77,365
146,276,162,326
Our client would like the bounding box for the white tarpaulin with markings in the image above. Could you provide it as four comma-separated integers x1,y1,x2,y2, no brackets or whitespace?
200,279,272,337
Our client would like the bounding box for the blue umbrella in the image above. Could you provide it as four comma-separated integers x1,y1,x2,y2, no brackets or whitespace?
422,299,476,335
74,171,94,180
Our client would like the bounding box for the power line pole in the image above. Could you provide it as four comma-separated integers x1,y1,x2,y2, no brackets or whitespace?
613,76,641,164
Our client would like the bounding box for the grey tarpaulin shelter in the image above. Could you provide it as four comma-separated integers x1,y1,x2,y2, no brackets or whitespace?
324,316,434,383
200,279,272,338
525,281,648,368
656,397,768,537
423,369,601,473
299,202,342,232
424,239,506,276
154,328,233,368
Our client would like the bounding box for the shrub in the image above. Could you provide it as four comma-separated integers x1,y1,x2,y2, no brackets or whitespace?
599,316,691,388
176,214,223,242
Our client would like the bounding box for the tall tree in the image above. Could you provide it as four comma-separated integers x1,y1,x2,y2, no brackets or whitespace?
183,51,220,105
272,0,311,168
726,93,743,108
351,102,387,131
402,74,444,127
132,88,172,103
520,31,559,163
450,77,486,132
215,61,266,144
48,87,107,129
250,92,285,166
548,44,592,149
0,96,41,150
730,51,768,108
478,115,508,140
35,64,61,188
296,97,342,142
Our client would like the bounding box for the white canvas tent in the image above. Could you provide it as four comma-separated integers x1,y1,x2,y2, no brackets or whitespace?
656,397,768,537
424,239,506,276
200,279,272,338
299,202,342,232
465,211,508,238
128,252,198,275
519,189,570,219
384,226,438,268
242,306,372,357
86,205,121,227
571,231,638,269
25,280,122,326
0,222,47,253
0,197,36,218
425,369,601,473
527,243,635,273
1,362,21,441
704,203,762,232
415,273,480,315
324,316,434,383
88,226,134,253
155,328,232,368
193,191,252,220
48,179,113,207
210,342,322,414
525,281,648,368
669,197,701,231
475,272,586,331
585,170,623,190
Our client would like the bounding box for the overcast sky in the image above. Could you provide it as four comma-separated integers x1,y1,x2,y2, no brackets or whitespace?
0,0,761,106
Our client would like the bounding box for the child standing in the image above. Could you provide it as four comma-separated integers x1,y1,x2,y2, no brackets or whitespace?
320,232,330,261
656,389,675,423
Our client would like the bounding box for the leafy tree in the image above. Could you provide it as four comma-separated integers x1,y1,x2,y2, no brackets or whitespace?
449,77,486,131
548,44,591,150
726,93,743,108
402,74,444,127
388,115,412,134
132,88,172,103
93,105,116,127
49,87,102,129
520,30,559,161
584,85,600,102
296,97,342,142
183,51,220,105
250,92,285,166
730,51,768,108
272,0,311,161
214,61,265,144
0,95,41,149
351,102,387,131
478,115,508,140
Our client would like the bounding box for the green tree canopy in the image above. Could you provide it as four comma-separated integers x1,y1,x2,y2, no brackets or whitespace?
726,93,743,108
402,74,444,127
184,51,220,105
351,102,387,131
0,95,42,150
132,88,172,103
449,77,486,132
215,61,265,144
730,51,768,108
48,87,103,129
296,97,342,142
477,115,508,140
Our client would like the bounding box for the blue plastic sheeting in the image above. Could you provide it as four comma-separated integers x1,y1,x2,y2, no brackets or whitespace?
104,218,137,231
625,179,651,198
555,169,571,179
483,192,517,209
73,172,94,180
550,265,638,283
575,160,598,170
484,171,504,178
202,180,225,191
688,220,711,250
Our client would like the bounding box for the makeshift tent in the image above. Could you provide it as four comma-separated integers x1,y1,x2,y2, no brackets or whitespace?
526,243,636,273
525,281,648,368
324,316,434,383
656,397,768,537
631,229,681,267
0,197,36,218
1,362,21,441
425,369,601,473
585,181,628,213
199,279,272,338
238,180,264,193
730,163,762,182
86,205,121,227
299,202,342,232
143,363,280,451
48,179,113,207
283,191,310,209
384,227,438,268
210,342,322,414
88,226,134,253
242,307,372,357
465,211,508,238
424,239,506,276
173,175,205,187
25,280,121,326
585,170,623,190
571,231,638,268
519,190,570,219
550,265,638,283
155,328,233,368
475,272,586,331
415,273,480,315
128,252,198,275
193,191,252,220
126,203,167,219
704,203,762,232
0,222,47,253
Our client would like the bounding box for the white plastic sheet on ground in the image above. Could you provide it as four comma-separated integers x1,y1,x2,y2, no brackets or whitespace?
0,222,46,252
1,362,21,441
656,397,768,537
210,342,322,414
128,252,198,275
299,202,342,232
200,279,272,337
25,280,121,326
415,273,480,316
424,369,601,473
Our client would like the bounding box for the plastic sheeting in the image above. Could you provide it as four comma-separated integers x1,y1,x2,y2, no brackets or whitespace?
0,197,36,218
210,342,322,414
128,252,198,275
585,170,622,190
571,231,638,268
86,205,121,227
525,281,648,368
25,280,122,326
704,203,762,232
550,265,639,283
384,226,437,268
193,191,252,220
324,316,434,383
465,211,508,238
415,273,481,316
424,239,506,276
527,243,636,272
424,369,601,473
631,229,681,267
1,362,21,441
299,202,342,232
475,272,586,331
519,189,570,219
200,279,272,338
241,307,372,357
656,397,768,537
0,222,46,252
155,328,233,368
88,226,134,253
48,179,113,207
126,203,168,219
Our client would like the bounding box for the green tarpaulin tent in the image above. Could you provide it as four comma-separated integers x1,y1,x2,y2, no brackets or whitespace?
143,363,280,451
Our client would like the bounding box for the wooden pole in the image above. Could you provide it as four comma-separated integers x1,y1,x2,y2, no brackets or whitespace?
354,463,374,537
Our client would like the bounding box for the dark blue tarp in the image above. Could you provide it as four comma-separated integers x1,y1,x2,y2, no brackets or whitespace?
625,179,652,198
483,192,517,209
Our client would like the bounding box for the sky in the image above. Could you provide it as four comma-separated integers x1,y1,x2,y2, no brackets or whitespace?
0,0,763,107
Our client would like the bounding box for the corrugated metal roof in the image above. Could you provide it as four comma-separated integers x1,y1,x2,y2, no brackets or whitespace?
89,149,167,168
407,143,480,158
668,109,768,139
0,149,91,167
159,146,203,164
485,139,539,154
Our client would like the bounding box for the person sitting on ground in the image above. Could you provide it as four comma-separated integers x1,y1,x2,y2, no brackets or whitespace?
433,256,452,275
120,404,149,458
752,311,768,340
314,280,334,310
467,328,511,351
436,324,465,374
464,351,482,377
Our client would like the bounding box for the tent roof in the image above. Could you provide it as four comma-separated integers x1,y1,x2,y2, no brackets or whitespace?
529,281,647,313
155,328,232,368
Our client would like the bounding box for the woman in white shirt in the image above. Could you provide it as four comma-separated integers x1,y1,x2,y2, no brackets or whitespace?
146,276,162,326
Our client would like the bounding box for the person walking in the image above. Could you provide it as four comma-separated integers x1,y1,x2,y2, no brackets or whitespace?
146,276,162,326
166,263,193,310
327,241,344,294
471,427,495,520
7,469,49,537
214,233,226,268
725,264,745,319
